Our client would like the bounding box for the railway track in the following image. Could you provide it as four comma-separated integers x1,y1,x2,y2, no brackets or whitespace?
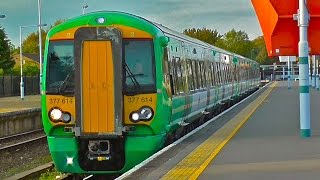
0,129,46,153
0,136,47,153
0,129,50,179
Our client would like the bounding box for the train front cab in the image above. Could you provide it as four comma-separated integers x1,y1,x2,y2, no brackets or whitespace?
43,15,169,174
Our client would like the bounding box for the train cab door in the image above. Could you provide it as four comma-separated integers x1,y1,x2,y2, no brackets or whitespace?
163,47,173,99
74,27,123,137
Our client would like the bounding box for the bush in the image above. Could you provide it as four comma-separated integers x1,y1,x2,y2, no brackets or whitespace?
1,64,39,76
10,66,20,76
23,63,39,76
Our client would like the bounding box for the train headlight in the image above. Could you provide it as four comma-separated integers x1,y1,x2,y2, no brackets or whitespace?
50,108,62,121
131,113,140,122
66,157,73,165
62,113,72,123
140,107,153,120
96,17,105,24
129,106,154,123
49,108,72,123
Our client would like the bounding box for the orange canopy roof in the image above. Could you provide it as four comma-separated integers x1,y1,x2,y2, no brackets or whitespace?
251,0,320,57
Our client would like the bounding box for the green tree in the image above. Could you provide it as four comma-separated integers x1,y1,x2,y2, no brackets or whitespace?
0,26,15,74
49,19,65,29
251,36,276,65
10,65,20,76
10,63,39,76
23,63,39,76
216,29,253,58
22,19,66,54
183,27,222,45
22,29,46,54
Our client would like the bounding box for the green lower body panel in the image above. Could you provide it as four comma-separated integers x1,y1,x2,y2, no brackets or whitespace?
47,133,165,174
47,137,82,173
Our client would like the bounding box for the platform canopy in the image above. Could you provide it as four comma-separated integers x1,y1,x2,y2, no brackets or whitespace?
251,0,320,57
279,56,297,63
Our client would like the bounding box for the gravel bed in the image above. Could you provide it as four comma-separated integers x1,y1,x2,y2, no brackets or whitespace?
0,138,50,179
0,95,48,179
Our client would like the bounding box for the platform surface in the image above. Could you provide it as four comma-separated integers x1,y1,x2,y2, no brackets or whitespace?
199,81,320,180
0,95,40,113
120,81,320,180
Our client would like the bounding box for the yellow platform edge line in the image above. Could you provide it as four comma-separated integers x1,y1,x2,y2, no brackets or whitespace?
161,82,278,180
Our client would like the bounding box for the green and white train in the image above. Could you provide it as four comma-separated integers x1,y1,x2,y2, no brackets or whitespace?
41,11,260,175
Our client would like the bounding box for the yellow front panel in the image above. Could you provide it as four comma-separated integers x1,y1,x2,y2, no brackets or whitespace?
124,94,157,125
82,41,115,134
49,25,152,41
46,95,75,125
114,25,152,38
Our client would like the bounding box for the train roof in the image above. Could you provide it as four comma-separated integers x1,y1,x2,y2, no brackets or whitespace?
144,16,258,65
152,22,258,65
49,11,258,65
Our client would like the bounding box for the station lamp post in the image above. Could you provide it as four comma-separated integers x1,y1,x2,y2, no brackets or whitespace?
82,3,88,14
20,24,47,100
38,0,44,93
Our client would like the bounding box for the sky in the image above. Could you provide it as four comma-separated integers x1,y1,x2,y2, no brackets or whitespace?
0,0,262,47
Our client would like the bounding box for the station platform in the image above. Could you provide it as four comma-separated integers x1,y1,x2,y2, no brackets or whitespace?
0,95,40,114
119,81,320,180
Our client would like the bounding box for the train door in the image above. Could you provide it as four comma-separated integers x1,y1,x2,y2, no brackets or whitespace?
74,27,123,136
169,39,187,125
163,47,173,98
182,42,192,123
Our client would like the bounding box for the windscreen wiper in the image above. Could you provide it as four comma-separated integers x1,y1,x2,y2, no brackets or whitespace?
125,63,141,94
58,68,75,95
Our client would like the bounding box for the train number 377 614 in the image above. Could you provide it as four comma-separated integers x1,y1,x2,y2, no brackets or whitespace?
49,98,73,104
127,97,153,103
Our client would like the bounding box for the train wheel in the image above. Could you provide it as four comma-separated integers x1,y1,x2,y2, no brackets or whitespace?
164,133,174,146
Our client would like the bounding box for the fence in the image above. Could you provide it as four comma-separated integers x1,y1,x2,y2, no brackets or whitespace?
0,75,40,97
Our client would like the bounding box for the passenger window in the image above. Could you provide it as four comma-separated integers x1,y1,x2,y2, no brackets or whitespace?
193,48,197,54
187,60,194,91
211,63,215,86
200,61,206,88
172,57,179,95
178,58,185,94
196,61,202,88
192,61,199,90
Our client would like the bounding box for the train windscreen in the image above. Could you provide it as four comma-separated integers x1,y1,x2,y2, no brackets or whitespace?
123,39,156,94
46,40,74,94
46,39,156,95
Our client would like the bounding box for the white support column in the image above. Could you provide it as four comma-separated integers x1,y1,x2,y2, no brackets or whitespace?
309,56,312,86
38,0,43,94
288,57,291,89
298,0,311,137
312,55,316,88
291,60,293,80
19,27,24,100
283,66,285,81
316,57,319,90
292,62,295,79
290,59,294,81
